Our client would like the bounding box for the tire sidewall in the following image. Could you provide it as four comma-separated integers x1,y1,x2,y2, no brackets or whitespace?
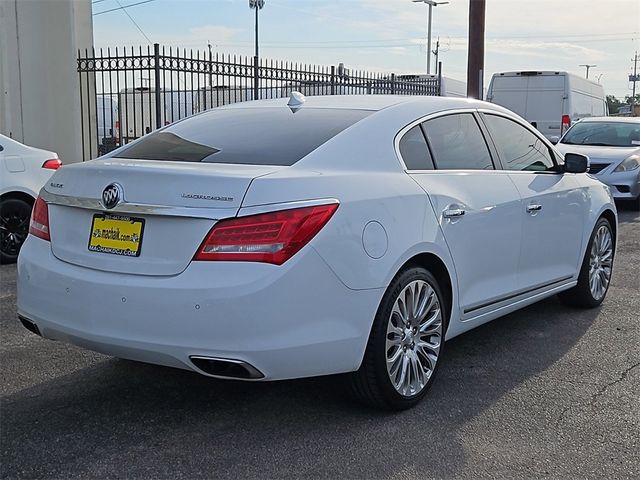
580,217,615,307
371,267,448,408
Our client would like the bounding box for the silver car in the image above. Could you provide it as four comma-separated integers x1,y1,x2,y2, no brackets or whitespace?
555,117,640,209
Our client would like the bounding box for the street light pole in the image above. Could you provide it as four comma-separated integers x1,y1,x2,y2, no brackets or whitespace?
413,0,448,75
249,0,265,100
427,3,432,75
254,2,259,58
579,64,596,79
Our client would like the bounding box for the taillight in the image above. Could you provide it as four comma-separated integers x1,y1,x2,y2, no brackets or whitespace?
194,203,339,265
561,115,571,135
29,196,50,241
42,159,62,170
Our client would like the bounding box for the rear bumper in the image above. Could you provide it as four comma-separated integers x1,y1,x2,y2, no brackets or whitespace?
17,236,383,380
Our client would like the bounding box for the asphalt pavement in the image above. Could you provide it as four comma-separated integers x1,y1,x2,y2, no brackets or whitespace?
1,206,638,479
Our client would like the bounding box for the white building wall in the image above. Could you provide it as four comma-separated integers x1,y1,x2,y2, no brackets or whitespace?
0,0,93,163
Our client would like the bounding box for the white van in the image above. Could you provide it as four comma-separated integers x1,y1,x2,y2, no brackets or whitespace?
486,71,607,141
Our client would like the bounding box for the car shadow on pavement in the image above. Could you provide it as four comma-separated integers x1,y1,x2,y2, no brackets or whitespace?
616,202,640,221
0,295,603,479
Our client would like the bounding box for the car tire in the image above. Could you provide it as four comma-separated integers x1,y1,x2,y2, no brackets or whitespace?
1,198,33,264
350,266,447,410
558,217,614,308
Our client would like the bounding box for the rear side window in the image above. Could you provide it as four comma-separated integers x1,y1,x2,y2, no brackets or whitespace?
398,125,434,170
422,113,493,170
112,107,372,165
483,114,555,171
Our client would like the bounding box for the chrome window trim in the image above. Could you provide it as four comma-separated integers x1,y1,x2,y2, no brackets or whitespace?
394,108,492,172
476,109,562,171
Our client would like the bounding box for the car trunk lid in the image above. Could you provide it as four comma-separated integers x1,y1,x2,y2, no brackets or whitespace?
44,158,281,276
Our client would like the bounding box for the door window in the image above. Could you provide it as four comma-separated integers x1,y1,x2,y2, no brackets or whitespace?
398,125,434,170
483,114,556,171
422,114,494,170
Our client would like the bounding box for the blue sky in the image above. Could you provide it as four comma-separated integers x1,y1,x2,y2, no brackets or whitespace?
92,0,640,99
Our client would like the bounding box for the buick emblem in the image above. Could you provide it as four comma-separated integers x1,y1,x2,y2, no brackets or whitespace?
102,183,123,209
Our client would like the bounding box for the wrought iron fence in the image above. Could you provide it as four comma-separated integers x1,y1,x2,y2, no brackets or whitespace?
77,43,441,160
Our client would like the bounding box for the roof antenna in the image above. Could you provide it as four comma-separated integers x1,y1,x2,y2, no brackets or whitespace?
287,91,306,113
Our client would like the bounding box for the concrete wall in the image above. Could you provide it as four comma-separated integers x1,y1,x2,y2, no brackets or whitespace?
0,0,93,163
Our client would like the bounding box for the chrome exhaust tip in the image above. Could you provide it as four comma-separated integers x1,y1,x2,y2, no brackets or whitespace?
190,356,264,379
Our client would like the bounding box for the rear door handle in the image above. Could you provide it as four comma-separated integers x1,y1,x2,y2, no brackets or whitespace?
443,208,466,218
526,204,542,213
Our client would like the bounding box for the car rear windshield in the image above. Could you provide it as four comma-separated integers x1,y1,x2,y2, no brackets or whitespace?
111,107,372,165
561,121,640,147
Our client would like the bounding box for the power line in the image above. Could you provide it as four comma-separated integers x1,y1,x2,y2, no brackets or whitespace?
93,0,157,16
115,0,153,44
220,32,639,45
168,35,637,50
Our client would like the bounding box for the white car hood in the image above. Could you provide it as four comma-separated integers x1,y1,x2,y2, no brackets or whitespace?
555,144,640,165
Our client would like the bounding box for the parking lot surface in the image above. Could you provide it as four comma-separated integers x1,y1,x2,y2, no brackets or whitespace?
1,207,638,479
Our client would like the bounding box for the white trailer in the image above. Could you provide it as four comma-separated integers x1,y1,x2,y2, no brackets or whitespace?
117,88,198,142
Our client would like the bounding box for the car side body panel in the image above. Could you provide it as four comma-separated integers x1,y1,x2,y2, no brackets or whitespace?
507,172,586,289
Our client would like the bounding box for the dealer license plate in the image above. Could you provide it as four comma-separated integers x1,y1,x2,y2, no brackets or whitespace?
88,214,144,257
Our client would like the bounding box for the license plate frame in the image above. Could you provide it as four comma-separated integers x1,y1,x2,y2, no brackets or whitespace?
88,213,145,257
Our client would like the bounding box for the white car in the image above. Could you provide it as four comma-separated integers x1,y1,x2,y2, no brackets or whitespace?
555,117,640,209
17,95,617,410
0,134,61,263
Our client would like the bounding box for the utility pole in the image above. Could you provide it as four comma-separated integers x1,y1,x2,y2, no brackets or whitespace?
579,64,596,79
433,37,440,75
630,52,639,111
466,0,485,99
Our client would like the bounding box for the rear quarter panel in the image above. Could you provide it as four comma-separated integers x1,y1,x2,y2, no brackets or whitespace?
242,168,461,339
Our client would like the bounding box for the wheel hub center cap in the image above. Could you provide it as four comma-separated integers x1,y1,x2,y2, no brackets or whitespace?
402,327,416,348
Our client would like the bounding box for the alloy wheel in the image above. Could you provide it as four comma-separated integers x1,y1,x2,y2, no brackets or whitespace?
588,224,613,301
385,280,442,397
0,201,31,259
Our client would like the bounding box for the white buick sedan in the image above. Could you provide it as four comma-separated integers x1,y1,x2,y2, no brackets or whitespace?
17,95,616,410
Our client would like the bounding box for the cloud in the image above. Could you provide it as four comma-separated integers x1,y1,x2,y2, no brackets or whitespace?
444,37,606,61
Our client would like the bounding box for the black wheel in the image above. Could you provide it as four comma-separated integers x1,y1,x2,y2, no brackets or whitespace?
559,217,614,308
0,198,33,264
350,267,447,410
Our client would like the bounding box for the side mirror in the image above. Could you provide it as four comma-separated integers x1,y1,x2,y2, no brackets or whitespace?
564,152,589,174
549,136,560,145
